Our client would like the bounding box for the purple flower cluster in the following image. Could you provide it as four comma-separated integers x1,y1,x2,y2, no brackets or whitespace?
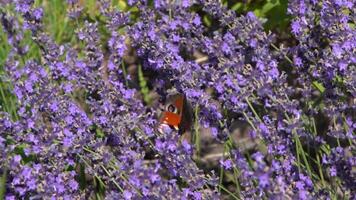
0,0,355,199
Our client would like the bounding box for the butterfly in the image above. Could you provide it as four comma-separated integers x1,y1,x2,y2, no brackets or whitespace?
157,93,193,142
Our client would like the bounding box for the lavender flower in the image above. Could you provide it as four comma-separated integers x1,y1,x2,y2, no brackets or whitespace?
0,0,354,199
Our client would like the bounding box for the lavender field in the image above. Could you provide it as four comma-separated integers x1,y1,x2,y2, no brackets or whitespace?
0,0,355,199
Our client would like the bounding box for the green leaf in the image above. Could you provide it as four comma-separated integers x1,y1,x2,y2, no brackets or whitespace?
203,15,212,27
77,163,87,190
260,0,279,16
0,169,6,200
138,64,151,104
96,128,105,138
231,2,243,11
312,81,326,93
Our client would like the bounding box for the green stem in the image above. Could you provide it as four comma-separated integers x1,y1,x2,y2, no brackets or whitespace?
218,143,228,193
218,163,224,193
94,175,107,189
194,106,200,156
0,82,9,113
228,152,241,198
218,184,241,200
245,97,262,122
83,146,143,195
312,117,317,136
121,62,129,87
242,112,257,131
316,153,325,187
99,165,124,193
294,127,312,177
120,174,143,197
270,43,293,64
284,113,312,176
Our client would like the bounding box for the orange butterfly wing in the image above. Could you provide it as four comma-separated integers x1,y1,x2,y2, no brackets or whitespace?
160,112,181,127
158,94,184,131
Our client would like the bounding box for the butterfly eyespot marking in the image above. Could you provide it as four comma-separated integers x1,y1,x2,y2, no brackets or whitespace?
166,104,178,114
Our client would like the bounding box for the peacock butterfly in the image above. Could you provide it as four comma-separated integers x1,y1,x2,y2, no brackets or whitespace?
157,93,193,141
